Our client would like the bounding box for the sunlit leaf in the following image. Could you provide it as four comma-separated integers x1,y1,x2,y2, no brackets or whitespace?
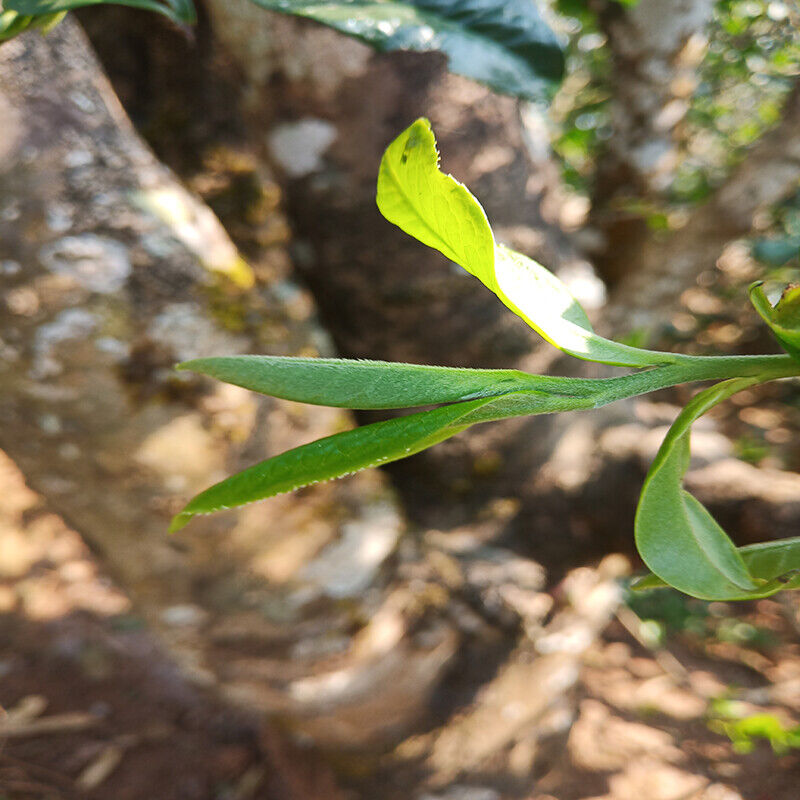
0,8,65,39
171,387,599,530
377,119,675,368
248,0,564,102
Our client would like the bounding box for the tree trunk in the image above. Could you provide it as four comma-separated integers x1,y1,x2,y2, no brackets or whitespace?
0,20,463,750
7,12,800,797
0,20,634,796
590,0,716,284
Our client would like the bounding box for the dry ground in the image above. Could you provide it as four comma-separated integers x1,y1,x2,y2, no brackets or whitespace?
1,447,799,800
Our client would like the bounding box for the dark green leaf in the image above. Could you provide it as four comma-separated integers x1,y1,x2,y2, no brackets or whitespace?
248,0,564,101
6,0,196,24
171,387,598,531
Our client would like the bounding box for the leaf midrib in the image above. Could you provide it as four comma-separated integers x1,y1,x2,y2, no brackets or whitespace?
382,155,471,267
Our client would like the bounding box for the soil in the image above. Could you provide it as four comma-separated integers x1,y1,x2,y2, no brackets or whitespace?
3,447,800,799
0,451,343,800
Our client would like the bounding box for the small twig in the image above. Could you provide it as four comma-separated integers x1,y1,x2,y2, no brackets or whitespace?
232,766,265,800
76,744,124,790
0,711,98,739
615,604,690,682
0,778,63,796
6,695,48,723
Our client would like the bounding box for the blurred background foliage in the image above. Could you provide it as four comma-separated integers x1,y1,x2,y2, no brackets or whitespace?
552,1,800,193
551,0,800,268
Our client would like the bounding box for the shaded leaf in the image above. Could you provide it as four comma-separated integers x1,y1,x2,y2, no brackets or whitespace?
633,537,800,593
248,0,564,102
737,536,800,585
377,119,675,368
633,378,794,601
176,355,600,409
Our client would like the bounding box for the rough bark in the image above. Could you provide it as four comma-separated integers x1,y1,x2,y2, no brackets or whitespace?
0,20,462,750
6,14,800,797
597,0,716,194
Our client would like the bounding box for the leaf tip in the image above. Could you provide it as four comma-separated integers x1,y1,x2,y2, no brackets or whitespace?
402,117,437,162
174,357,211,374
169,511,192,533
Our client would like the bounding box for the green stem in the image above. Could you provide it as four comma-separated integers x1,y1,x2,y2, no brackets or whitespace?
593,354,800,406
513,354,800,408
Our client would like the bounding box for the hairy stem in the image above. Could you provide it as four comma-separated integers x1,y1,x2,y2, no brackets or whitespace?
592,354,799,406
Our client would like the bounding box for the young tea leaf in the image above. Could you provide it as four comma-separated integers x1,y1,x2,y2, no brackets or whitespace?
171,387,599,531
377,119,675,368
377,117,496,286
749,281,800,362
634,378,779,601
176,356,580,409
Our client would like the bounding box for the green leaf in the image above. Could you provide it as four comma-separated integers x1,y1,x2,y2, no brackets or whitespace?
492,245,670,367
175,357,586,409
6,0,196,25
633,377,797,601
248,0,564,102
171,387,598,531
376,117,496,283
633,537,800,593
750,281,800,362
377,119,675,368
736,537,800,585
